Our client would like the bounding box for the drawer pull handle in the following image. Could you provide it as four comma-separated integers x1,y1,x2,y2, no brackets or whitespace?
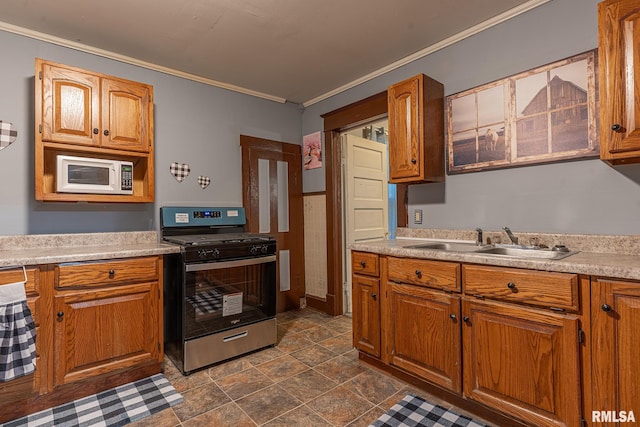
415,270,422,277
372,293,377,300
507,282,516,290
360,261,366,268
601,304,612,312
57,311,64,318
108,269,115,278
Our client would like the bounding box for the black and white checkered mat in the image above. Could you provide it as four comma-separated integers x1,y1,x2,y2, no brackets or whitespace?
370,394,491,427
2,374,183,427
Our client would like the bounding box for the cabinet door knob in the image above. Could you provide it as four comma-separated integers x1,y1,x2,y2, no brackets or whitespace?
611,124,623,132
57,311,64,318
507,282,516,290
93,128,99,134
360,261,366,268
411,158,417,164
463,316,470,323
104,129,110,136
371,293,377,300
449,313,457,320
601,304,612,312
108,269,115,278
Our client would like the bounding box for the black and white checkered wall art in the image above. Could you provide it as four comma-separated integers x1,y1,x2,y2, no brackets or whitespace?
197,176,211,189
0,121,18,151
169,162,212,190
169,162,190,182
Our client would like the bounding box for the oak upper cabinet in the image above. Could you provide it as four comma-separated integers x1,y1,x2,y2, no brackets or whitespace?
351,251,381,358
462,265,582,427
387,74,445,183
385,257,462,393
35,58,155,202
598,0,640,163
53,257,162,386
39,59,152,152
590,277,640,425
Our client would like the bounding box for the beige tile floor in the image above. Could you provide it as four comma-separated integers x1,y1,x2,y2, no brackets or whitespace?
130,308,493,427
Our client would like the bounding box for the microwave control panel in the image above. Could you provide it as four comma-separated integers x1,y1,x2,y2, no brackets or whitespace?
121,164,133,191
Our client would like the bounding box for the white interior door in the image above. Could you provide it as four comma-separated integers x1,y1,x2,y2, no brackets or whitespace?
342,133,389,313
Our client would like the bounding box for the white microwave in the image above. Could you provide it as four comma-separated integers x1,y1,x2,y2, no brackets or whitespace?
56,155,133,195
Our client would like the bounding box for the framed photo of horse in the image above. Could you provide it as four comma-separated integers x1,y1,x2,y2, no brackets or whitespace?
446,50,598,174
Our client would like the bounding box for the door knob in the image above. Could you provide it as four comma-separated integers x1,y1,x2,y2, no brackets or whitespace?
360,261,366,268
449,313,457,320
104,129,110,136
601,304,612,312
93,128,99,134
57,311,64,318
371,293,377,301
611,124,623,132
463,316,470,323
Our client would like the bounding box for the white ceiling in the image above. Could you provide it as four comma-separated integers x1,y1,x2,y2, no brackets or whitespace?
0,0,549,106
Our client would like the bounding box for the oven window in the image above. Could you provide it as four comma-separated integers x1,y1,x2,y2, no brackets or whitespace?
183,259,276,339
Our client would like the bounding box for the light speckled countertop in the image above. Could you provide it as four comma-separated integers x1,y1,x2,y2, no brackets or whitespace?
351,228,640,281
0,231,180,267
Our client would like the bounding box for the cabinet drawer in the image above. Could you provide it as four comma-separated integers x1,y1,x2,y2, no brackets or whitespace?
387,257,460,292
463,264,579,312
352,252,379,277
0,267,38,295
56,256,158,289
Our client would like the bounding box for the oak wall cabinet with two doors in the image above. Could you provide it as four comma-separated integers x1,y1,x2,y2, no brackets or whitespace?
34,58,155,202
0,256,163,423
352,251,640,427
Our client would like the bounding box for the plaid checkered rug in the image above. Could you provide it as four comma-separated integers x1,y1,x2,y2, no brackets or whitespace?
371,394,491,427
2,374,183,427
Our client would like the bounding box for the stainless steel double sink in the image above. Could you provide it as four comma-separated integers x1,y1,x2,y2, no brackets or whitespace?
405,241,578,260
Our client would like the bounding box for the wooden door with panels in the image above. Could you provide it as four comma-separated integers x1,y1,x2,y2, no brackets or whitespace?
240,135,305,312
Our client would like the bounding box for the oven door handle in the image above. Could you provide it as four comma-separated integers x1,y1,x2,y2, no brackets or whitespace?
185,255,276,272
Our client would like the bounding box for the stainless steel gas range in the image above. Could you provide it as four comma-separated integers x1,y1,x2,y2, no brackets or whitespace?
161,206,277,375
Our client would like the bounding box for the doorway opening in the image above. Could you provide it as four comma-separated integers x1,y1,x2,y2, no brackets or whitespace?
340,119,396,314
320,90,407,316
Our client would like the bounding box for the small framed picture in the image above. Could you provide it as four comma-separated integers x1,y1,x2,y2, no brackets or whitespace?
303,131,322,170
446,50,598,174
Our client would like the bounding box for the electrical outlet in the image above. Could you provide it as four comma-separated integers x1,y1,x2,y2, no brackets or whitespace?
299,297,307,309
414,209,423,224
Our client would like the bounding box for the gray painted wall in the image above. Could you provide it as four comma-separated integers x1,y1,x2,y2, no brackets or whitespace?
0,30,301,235
301,0,640,235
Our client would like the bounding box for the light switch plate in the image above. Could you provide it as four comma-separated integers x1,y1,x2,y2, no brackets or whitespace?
414,209,423,224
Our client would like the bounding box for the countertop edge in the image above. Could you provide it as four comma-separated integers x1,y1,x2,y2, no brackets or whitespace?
351,239,640,282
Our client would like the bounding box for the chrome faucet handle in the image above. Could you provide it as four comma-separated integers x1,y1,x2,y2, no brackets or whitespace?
502,227,519,245
475,228,483,246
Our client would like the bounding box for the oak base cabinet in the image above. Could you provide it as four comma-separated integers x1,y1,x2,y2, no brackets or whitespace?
386,282,461,393
0,256,163,424
462,299,582,427
591,277,640,426
351,251,381,358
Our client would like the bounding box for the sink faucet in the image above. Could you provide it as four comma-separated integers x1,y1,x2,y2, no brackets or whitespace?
502,227,519,245
475,228,483,246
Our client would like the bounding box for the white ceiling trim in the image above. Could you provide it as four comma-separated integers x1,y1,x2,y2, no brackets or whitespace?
302,0,551,107
0,20,287,104
0,0,549,107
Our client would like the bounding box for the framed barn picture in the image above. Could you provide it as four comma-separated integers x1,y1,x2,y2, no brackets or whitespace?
446,50,598,174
